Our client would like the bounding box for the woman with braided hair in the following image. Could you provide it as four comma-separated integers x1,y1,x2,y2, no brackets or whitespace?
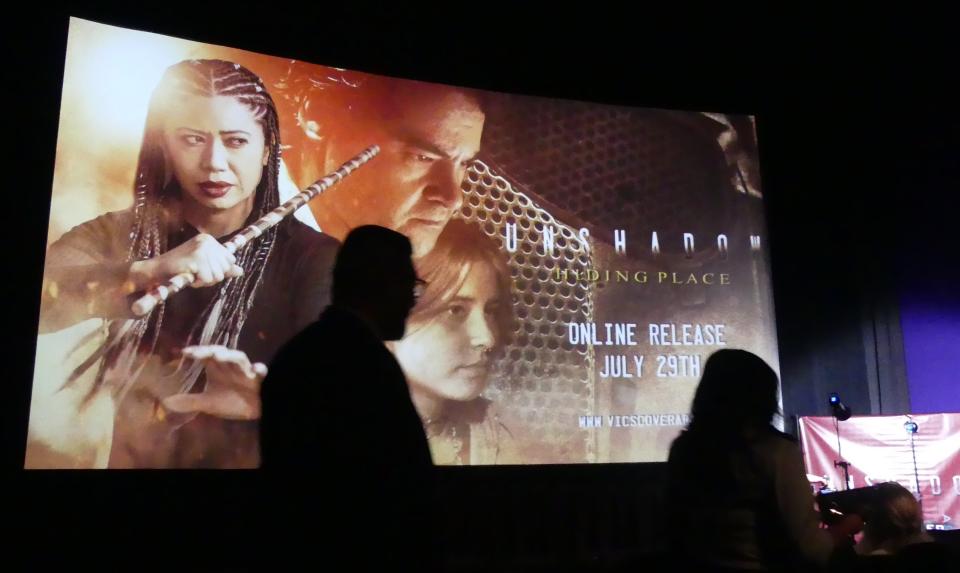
31,59,339,468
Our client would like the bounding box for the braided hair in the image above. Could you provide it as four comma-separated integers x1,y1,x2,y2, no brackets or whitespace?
73,59,283,402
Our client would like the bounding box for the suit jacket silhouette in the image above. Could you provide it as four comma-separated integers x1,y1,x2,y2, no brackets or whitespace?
260,304,435,567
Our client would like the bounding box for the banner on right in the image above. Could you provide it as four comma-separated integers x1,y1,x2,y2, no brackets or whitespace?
799,413,960,529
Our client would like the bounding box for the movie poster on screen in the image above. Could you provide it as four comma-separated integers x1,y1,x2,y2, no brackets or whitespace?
26,18,779,468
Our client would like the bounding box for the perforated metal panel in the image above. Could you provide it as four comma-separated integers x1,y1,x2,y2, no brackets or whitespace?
457,160,597,463
454,97,767,463
482,98,733,242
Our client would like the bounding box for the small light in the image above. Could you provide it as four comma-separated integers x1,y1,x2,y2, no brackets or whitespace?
829,393,851,421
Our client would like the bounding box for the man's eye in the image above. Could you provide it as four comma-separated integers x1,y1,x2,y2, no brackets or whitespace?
182,135,205,145
226,137,248,148
416,154,436,162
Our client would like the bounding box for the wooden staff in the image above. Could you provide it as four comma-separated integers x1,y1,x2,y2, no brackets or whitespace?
131,145,380,316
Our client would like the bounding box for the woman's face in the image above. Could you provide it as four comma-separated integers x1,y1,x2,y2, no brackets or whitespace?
162,94,268,218
393,262,503,403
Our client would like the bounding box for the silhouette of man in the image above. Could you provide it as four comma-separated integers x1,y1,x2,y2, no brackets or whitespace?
260,225,434,568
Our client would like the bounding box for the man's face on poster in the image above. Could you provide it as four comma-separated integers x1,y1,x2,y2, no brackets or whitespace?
326,90,484,258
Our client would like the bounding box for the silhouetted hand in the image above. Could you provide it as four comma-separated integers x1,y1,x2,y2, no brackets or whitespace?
829,513,865,545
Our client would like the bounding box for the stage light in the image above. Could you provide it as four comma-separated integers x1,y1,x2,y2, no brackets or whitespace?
829,393,851,421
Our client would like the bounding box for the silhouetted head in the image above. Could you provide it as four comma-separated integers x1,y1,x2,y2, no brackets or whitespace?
332,225,418,340
862,482,929,552
688,349,780,434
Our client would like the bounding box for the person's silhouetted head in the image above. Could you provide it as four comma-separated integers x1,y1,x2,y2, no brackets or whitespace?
332,225,419,340
688,349,780,434
862,482,931,553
